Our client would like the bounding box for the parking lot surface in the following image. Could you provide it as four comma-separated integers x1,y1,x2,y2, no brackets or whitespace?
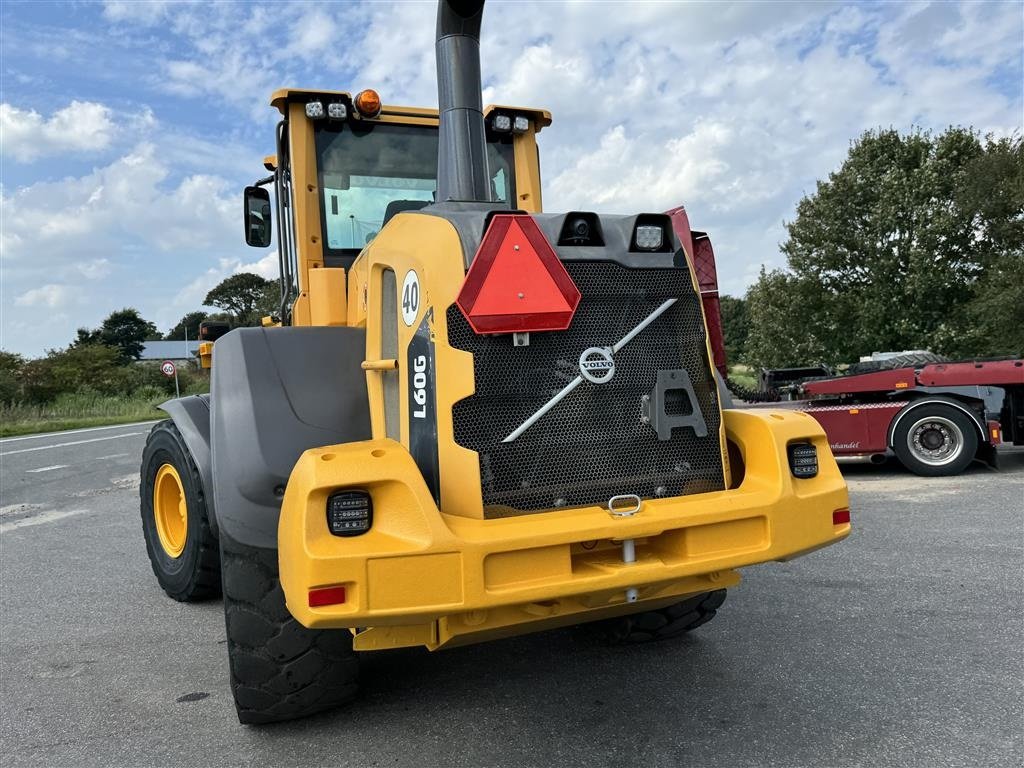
1,423,1021,767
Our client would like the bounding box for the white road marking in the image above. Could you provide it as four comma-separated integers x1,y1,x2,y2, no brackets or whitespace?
0,509,90,533
26,465,68,473
111,474,141,490
0,503,43,517
0,420,159,444
0,432,146,456
95,453,130,461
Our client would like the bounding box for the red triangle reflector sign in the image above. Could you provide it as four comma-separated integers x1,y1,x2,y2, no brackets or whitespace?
456,215,581,334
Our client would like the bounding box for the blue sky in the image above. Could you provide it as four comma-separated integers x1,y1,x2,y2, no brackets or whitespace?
2,0,1021,357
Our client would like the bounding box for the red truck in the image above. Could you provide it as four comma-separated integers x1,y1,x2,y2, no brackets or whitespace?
666,207,1024,477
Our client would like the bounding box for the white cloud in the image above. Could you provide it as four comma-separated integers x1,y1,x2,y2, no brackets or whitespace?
77,258,112,280
288,9,337,56
2,141,253,349
3,0,1021,356
14,284,73,308
102,0,170,24
1,100,116,162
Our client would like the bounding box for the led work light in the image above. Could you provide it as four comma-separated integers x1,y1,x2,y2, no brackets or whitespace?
327,491,373,536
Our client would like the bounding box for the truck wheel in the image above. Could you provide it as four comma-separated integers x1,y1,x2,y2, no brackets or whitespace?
221,532,358,724
580,590,727,644
892,403,978,477
140,420,220,601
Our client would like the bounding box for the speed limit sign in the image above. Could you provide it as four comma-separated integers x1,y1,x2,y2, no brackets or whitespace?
160,361,176,378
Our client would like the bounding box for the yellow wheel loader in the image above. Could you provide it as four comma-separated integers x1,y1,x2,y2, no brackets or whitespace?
139,0,850,724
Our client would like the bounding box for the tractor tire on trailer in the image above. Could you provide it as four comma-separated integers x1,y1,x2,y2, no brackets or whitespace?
891,402,979,477
579,589,727,644
140,420,220,601
848,351,947,375
221,532,359,724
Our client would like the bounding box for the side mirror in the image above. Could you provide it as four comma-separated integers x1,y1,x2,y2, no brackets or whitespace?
243,186,272,247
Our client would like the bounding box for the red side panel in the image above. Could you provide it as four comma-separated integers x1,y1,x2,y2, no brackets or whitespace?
799,402,905,454
918,359,1024,387
803,368,917,396
666,205,727,377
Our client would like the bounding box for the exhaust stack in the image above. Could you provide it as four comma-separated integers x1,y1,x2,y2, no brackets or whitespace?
435,0,491,203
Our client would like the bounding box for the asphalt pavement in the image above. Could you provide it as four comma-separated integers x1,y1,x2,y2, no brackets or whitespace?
1,422,1022,767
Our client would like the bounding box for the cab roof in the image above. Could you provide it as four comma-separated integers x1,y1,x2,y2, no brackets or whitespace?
269,88,552,131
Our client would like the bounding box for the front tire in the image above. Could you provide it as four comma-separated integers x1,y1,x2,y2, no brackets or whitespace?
221,532,359,725
580,590,727,644
892,403,978,477
140,420,220,601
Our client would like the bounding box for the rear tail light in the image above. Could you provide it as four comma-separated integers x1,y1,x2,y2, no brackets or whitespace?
327,491,372,536
787,442,818,478
308,585,347,607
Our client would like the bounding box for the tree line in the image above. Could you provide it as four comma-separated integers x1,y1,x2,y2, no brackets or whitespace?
1,273,278,405
722,127,1022,370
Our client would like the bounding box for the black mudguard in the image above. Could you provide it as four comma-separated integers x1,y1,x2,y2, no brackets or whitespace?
159,394,217,536
210,327,371,550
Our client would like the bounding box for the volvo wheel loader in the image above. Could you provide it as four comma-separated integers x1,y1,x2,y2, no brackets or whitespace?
139,0,851,724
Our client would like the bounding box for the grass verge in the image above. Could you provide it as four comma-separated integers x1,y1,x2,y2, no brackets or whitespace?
1,392,166,438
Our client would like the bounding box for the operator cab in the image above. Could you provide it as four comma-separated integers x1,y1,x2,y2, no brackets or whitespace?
245,88,551,303
315,119,514,263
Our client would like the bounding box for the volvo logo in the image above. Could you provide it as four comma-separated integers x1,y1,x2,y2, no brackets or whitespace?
579,347,616,384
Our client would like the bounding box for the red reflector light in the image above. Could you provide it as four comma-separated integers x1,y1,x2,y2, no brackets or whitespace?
832,509,850,525
308,585,346,607
456,214,581,334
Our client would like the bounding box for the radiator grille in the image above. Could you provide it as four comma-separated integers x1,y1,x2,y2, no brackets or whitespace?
447,261,724,516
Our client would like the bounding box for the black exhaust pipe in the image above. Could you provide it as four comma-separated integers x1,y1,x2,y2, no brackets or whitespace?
435,0,490,203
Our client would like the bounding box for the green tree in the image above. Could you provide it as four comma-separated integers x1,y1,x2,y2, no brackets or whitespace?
72,328,101,347
255,280,281,322
744,269,833,368
746,128,1023,367
166,311,209,341
719,295,750,365
98,308,160,362
0,350,25,404
204,273,274,326
21,344,125,402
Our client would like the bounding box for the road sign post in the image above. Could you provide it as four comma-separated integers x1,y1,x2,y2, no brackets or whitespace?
161,360,179,399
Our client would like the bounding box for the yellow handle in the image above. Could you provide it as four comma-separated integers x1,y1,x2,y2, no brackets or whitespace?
361,359,398,371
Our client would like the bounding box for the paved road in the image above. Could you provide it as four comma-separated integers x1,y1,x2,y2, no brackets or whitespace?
1,423,1022,767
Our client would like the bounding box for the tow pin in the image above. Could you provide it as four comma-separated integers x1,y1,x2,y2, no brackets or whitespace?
608,494,642,602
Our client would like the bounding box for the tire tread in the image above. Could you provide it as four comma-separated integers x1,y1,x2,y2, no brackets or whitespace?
221,533,358,725
583,589,728,644
139,420,220,601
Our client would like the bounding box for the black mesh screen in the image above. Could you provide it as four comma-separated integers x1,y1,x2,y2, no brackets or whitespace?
446,261,724,517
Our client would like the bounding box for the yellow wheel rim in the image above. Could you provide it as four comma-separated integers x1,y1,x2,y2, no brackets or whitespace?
154,463,187,558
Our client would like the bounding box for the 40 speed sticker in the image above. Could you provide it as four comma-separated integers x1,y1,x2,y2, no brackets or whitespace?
401,270,420,327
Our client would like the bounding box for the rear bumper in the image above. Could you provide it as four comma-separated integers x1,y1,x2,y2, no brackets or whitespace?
278,409,849,643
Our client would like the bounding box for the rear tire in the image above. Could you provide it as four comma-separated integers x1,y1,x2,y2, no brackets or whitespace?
221,532,359,724
140,420,220,601
580,590,727,644
892,403,978,477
